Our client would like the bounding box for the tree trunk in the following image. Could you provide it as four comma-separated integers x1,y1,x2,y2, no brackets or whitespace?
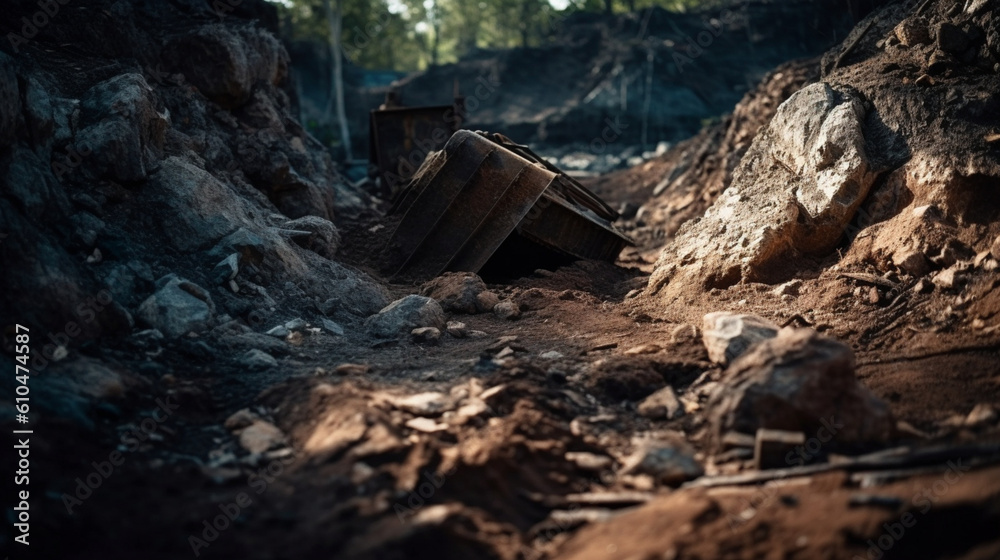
430,1,441,66
324,0,352,161
603,0,613,14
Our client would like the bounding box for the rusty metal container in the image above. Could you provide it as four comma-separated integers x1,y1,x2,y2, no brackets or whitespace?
381,130,633,281
368,94,464,198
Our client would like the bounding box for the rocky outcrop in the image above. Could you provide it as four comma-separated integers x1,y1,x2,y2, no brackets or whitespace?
649,82,875,296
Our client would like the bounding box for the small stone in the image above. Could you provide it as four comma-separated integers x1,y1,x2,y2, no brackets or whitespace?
224,408,257,431
638,386,683,420
624,343,662,355
965,404,998,427
494,300,521,320
445,321,467,338
213,253,239,284
866,286,881,305
621,445,704,486
495,346,515,359
335,363,369,376
895,17,931,47
932,267,962,290
895,251,930,277
773,279,803,297
284,318,307,331
915,74,934,86
974,251,992,268
926,50,954,75
405,417,448,433
754,429,806,470
565,451,613,471
913,278,934,294
238,421,286,454
702,312,779,365
912,205,941,220
991,236,1000,261
477,290,500,310
266,325,289,338
321,318,345,336
239,349,277,370
420,272,497,314
540,350,564,359
411,327,442,344
391,392,450,415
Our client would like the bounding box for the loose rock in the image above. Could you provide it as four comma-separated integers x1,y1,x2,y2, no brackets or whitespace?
621,445,704,486
238,420,286,454
707,328,893,446
493,300,521,320
365,295,446,339
420,272,498,314
445,321,467,338
702,312,779,365
637,386,683,420
137,275,215,338
411,327,442,344
239,349,278,370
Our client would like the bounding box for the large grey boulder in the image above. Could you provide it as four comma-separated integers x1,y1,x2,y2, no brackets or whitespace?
707,328,893,447
140,157,254,252
137,275,216,338
365,295,446,339
649,83,875,296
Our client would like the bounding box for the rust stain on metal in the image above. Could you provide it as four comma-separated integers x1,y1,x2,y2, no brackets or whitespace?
381,130,634,280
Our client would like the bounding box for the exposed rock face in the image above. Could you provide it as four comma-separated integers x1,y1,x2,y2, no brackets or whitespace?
649,82,874,296
163,25,288,110
706,328,894,447
0,0,380,357
76,73,167,184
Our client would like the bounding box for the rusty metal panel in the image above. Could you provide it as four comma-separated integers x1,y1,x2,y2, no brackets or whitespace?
368,102,463,197
381,129,633,281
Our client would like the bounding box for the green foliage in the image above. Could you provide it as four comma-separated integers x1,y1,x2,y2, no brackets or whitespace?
273,0,723,72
